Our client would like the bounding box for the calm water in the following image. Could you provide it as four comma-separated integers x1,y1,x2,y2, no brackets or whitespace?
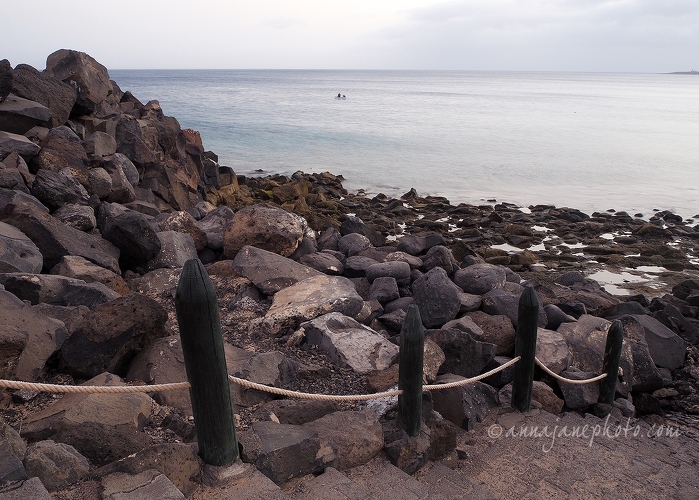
111,70,699,219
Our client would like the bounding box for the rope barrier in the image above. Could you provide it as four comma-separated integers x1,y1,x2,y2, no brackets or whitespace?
0,357,521,400
0,379,191,394
535,357,607,384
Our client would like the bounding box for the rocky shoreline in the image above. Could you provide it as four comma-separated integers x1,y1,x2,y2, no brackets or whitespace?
1,50,699,498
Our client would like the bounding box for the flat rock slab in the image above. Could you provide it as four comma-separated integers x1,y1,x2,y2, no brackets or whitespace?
261,275,363,336
232,245,321,295
302,312,399,374
101,469,185,500
0,272,119,308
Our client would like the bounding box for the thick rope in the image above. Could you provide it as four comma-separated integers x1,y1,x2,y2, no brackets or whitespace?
0,357,520,400
0,379,191,394
424,356,521,390
535,357,607,384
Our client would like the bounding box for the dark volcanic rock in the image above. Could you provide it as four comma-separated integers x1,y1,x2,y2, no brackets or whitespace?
427,328,496,377
0,94,52,135
29,126,88,174
1,202,120,273
59,293,168,379
11,64,76,128
0,220,43,273
453,263,506,295
340,216,385,247
30,169,89,211
0,59,12,102
412,267,461,328
101,211,161,270
232,245,321,295
481,288,548,328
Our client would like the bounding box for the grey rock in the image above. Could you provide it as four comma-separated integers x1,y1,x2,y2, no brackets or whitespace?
0,477,52,500
0,131,40,160
338,232,372,257
481,288,548,328
102,155,136,203
453,263,506,295
84,131,116,157
368,276,400,304
458,292,482,313
23,440,89,491
365,261,411,285
629,314,686,370
0,93,52,134
422,245,459,275
432,378,500,430
102,211,161,270
101,469,185,500
1,201,120,272
299,251,345,275
232,245,321,295
343,255,378,278
53,422,153,467
482,356,516,388
0,59,12,102
0,272,119,309
558,369,601,409
146,231,197,270
544,303,577,330
535,327,572,374
340,216,386,247
427,328,496,377
239,421,322,484
10,63,76,128
59,293,168,379
50,255,129,295
0,441,27,482
197,206,234,250
412,267,461,328
45,49,113,115
156,210,207,252
223,203,305,259
52,203,96,231
0,221,42,273
465,311,517,355
30,169,89,211
305,410,383,470
303,312,398,374
251,400,338,425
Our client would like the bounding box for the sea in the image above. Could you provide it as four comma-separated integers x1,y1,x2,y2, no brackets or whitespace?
110,70,699,220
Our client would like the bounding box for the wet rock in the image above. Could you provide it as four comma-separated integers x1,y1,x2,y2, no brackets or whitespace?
412,267,461,328
303,312,398,374
223,203,305,259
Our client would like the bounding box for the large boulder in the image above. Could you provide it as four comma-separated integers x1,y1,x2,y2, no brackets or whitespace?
58,293,168,379
223,204,305,259
535,327,572,374
0,59,11,102
0,221,42,273
52,203,96,231
0,94,52,134
101,211,161,270
102,155,136,204
557,315,634,396
628,314,686,370
0,202,120,273
340,216,385,247
29,126,88,174
156,211,207,252
145,231,197,270
10,64,76,128
412,267,461,328
618,316,665,393
45,49,113,115
196,205,234,250
462,311,516,355
30,169,89,211
261,275,364,336
427,328,496,377
481,288,548,328
302,313,399,374
453,263,506,295
232,245,321,295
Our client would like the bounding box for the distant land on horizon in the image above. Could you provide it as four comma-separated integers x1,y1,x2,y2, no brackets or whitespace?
669,70,699,75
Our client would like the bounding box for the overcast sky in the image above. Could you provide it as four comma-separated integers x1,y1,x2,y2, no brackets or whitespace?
3,0,698,72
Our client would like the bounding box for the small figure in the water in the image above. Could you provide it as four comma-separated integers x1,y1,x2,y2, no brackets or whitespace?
338,93,342,98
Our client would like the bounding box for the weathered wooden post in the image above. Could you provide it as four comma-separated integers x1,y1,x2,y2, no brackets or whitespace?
398,304,425,436
175,258,238,466
599,319,624,405
511,285,539,412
